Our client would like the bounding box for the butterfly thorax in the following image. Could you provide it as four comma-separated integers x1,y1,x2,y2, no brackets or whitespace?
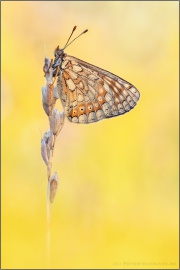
52,46,66,76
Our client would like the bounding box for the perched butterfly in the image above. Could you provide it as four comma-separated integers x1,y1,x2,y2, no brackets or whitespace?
52,26,140,124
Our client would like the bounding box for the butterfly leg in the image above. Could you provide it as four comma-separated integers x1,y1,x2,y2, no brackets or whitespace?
52,65,60,85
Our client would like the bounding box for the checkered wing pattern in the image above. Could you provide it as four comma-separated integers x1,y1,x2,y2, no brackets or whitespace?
56,55,140,124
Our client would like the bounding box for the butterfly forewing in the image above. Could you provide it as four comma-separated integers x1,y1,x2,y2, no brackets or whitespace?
56,54,140,124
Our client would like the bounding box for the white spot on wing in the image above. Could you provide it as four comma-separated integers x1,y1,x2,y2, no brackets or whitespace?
67,70,78,79
103,82,110,92
85,95,90,102
124,83,131,89
72,116,78,123
96,109,105,120
88,74,98,80
73,100,77,107
119,95,125,102
77,93,84,102
79,114,87,123
102,102,111,115
105,93,113,106
72,65,82,72
88,112,97,123
66,79,76,91
115,97,120,103
78,82,83,89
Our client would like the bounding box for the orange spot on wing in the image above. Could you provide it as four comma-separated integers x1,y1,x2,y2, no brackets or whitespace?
99,80,104,86
97,95,106,106
63,71,70,80
74,77,82,84
78,104,86,115
70,108,78,117
87,102,95,114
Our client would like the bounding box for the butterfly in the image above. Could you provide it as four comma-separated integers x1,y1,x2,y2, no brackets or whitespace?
52,26,140,124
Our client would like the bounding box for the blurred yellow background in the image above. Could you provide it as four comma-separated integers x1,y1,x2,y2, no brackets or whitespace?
2,1,179,269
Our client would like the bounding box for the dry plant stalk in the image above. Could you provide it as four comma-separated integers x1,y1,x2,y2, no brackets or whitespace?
41,57,65,265
41,57,65,204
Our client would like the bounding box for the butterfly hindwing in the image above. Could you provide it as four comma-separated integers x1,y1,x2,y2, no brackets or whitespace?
56,54,140,124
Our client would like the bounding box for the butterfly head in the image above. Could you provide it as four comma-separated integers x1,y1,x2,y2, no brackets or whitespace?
54,45,64,57
52,27,88,77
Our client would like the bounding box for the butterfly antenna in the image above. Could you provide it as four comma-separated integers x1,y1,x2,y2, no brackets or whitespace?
63,26,77,48
63,29,88,50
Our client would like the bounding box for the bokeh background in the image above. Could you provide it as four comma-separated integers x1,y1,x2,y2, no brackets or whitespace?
2,1,179,269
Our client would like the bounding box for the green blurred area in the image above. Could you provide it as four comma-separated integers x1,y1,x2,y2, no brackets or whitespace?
2,1,179,269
